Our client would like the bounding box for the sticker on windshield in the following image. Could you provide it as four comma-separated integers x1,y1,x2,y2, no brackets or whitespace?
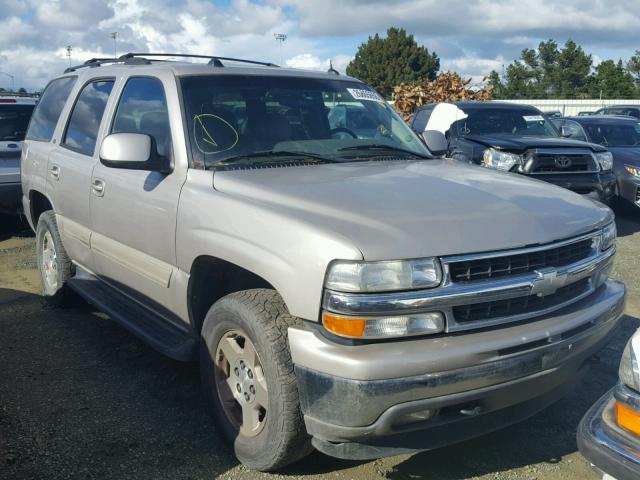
347,88,384,102
523,115,544,122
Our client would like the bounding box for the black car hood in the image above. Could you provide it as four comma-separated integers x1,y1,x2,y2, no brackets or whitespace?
464,134,605,153
608,147,640,166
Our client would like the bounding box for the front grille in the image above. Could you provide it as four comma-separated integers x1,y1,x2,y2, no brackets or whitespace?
532,153,596,173
449,238,593,282
453,278,591,323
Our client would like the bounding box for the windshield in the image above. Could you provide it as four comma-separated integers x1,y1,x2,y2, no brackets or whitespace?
453,107,560,138
0,104,35,141
180,75,429,168
583,122,640,147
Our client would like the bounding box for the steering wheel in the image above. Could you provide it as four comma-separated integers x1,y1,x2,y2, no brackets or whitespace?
330,127,358,139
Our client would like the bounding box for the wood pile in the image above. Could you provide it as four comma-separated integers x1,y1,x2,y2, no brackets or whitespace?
392,72,492,121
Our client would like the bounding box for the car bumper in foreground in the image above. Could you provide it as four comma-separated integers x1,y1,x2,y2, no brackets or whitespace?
578,385,640,480
529,171,617,204
289,280,625,460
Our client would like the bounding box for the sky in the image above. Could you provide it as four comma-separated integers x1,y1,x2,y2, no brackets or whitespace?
1,0,640,91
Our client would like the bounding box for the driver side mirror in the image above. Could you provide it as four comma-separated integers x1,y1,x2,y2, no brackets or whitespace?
99,133,172,173
560,126,573,138
421,130,448,157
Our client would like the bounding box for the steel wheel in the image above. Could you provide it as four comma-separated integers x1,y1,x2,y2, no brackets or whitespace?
41,230,59,292
214,329,269,437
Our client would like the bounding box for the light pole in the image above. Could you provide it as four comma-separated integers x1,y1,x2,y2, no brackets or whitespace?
274,33,287,65
0,72,14,91
110,32,118,59
66,45,72,67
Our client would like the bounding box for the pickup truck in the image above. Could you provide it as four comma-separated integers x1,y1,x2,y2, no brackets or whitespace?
0,96,36,214
411,102,618,203
20,54,625,471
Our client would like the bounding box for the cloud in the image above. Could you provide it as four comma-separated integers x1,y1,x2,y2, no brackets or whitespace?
285,53,353,73
1,0,639,90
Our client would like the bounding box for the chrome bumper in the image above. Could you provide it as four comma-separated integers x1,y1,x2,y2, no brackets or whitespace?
289,280,625,439
323,231,614,333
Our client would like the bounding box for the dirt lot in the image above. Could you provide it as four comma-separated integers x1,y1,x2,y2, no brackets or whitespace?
1,207,639,480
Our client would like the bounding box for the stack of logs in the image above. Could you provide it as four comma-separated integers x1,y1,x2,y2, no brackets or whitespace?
392,72,492,122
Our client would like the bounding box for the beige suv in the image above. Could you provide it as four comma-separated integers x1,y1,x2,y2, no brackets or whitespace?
21,53,625,471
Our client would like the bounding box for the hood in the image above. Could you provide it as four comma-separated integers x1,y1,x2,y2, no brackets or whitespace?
464,134,605,153
608,146,640,166
212,160,611,261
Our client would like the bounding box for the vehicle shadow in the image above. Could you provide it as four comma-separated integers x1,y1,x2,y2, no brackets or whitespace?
612,201,640,237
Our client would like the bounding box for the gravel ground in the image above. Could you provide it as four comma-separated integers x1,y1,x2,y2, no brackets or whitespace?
1,206,639,480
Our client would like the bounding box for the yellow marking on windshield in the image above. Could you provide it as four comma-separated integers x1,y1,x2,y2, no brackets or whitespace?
193,114,238,155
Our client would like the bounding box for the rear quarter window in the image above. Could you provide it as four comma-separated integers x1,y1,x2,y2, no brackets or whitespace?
26,76,77,142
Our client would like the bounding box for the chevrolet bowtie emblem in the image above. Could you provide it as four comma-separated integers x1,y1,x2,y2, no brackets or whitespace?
531,268,567,297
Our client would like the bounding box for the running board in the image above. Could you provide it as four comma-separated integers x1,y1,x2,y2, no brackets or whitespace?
68,270,197,361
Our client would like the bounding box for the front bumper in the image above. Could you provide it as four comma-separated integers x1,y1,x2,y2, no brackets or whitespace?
528,171,617,203
578,385,640,480
289,279,625,460
0,182,22,214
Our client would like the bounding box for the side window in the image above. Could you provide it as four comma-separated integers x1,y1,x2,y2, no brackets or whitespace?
411,107,434,133
62,80,114,156
26,76,77,142
111,77,170,157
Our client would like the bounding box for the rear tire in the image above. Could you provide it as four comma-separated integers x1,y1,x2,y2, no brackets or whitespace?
35,211,78,307
199,289,312,471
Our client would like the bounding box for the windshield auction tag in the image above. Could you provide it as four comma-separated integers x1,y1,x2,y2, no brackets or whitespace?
347,88,384,102
523,115,545,122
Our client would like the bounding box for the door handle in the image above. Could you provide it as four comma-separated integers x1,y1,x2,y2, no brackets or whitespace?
49,165,60,180
91,178,105,197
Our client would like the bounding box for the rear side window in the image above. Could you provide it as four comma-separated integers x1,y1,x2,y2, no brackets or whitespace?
111,77,171,157
0,104,35,141
26,76,76,142
62,79,114,156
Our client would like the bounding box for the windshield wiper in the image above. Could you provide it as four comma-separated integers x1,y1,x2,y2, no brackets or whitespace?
211,150,338,167
337,144,430,159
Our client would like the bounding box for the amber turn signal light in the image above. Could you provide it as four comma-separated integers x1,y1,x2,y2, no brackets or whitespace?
615,400,640,437
322,313,366,338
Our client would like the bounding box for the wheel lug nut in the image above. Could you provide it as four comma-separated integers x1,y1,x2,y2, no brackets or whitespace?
236,384,241,393
240,361,245,369
244,392,250,401
234,367,240,376
250,385,255,394
247,370,253,379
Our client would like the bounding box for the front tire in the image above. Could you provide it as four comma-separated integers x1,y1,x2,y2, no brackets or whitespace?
36,211,76,306
199,289,312,471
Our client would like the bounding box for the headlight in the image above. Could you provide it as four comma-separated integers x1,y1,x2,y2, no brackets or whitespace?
625,164,640,176
601,222,617,251
619,330,640,392
325,258,442,293
322,311,445,339
482,148,523,171
595,151,613,171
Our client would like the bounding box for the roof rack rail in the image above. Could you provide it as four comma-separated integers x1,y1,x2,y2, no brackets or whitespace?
63,53,280,74
119,53,279,68
63,56,152,73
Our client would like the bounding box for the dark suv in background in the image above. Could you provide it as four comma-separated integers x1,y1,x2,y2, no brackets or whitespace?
553,115,640,208
411,102,617,203
0,96,37,214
